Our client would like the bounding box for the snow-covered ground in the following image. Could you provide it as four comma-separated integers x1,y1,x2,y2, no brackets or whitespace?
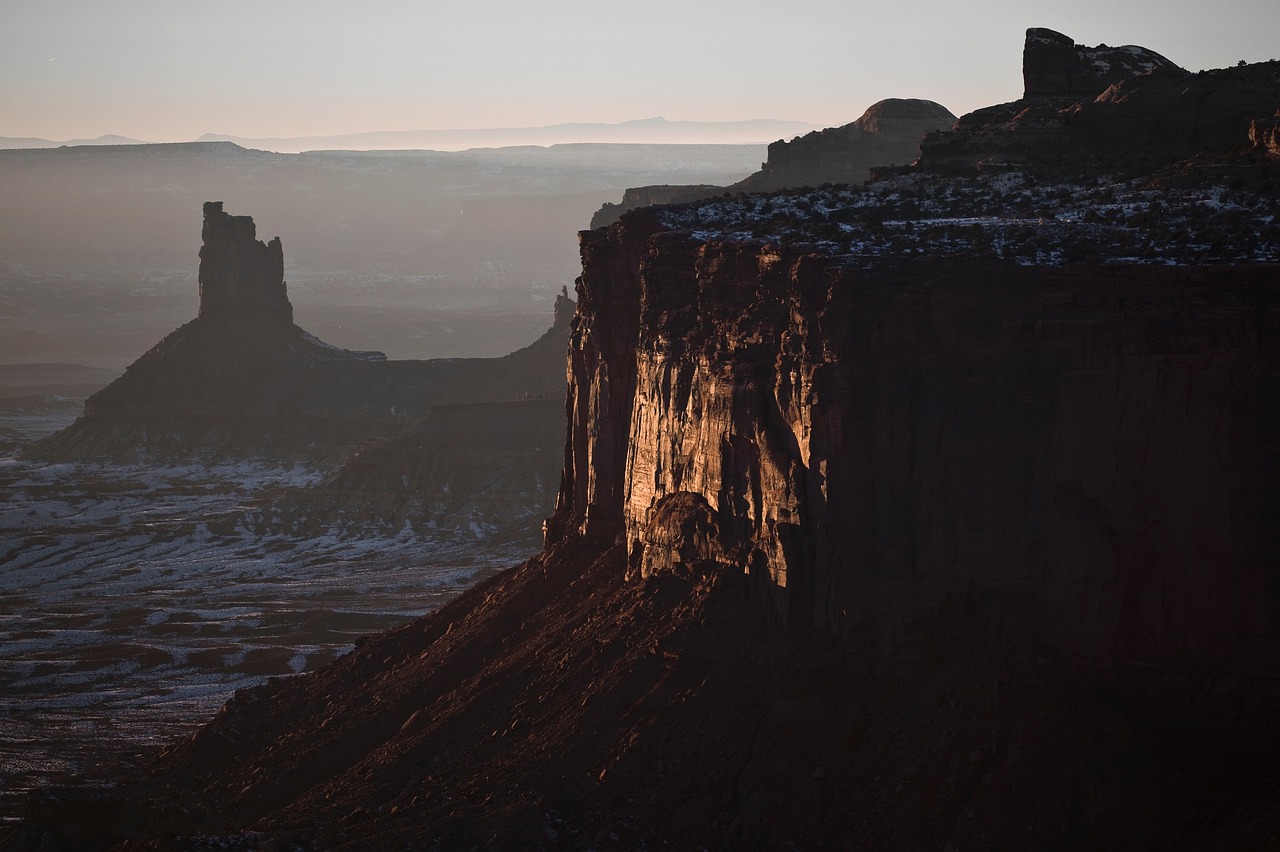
659,171,1280,266
0,448,533,817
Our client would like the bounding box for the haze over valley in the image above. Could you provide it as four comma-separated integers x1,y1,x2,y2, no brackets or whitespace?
0,141,764,369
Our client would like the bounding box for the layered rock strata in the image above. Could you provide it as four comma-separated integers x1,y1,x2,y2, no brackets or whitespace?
548,215,1280,663
734,98,957,192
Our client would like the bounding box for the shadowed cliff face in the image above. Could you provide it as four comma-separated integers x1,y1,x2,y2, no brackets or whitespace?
550,217,1280,664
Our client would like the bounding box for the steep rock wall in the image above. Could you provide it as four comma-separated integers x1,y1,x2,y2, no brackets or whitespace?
549,217,1280,665
198,201,292,323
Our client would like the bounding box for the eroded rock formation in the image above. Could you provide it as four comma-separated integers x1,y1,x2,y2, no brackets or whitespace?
1022,27,1185,99
1251,110,1280,155
921,29,1280,172
197,201,292,323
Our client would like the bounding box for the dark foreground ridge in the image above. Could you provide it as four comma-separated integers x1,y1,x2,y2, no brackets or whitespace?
6,28,1280,851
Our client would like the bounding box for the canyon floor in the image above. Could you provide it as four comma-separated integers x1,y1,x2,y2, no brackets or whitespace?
0,404,536,823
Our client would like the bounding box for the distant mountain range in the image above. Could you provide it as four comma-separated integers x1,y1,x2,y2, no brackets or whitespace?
0,133,146,149
0,117,824,153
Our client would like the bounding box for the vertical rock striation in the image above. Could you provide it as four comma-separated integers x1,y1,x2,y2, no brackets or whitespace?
549,217,1280,665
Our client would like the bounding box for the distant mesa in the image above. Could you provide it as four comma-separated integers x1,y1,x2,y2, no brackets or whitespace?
733,98,957,192
590,185,726,230
0,133,148,150
591,98,956,228
193,117,824,154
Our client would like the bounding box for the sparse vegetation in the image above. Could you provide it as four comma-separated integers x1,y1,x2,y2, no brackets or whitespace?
662,170,1279,267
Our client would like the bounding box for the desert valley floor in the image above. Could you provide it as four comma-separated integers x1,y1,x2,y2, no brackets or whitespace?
0,406,533,819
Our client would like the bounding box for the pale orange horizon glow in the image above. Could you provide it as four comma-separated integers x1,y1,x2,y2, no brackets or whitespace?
3,0,1277,144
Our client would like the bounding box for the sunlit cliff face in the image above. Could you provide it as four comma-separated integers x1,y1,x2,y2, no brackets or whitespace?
551,154,1278,658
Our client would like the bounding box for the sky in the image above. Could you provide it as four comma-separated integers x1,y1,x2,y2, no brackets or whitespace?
3,0,1278,142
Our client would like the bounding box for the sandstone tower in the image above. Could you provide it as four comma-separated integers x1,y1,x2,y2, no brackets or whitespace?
197,201,292,322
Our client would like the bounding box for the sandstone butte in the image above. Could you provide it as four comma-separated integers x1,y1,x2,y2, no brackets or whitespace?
34,201,574,469
6,28,1280,852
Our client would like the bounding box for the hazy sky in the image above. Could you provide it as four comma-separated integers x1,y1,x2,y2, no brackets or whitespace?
4,0,1278,141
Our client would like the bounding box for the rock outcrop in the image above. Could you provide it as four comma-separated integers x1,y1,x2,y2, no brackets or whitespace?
279,398,566,547
589,185,723,230
1022,27,1185,99
590,99,956,227
920,28,1280,173
1250,110,1280,156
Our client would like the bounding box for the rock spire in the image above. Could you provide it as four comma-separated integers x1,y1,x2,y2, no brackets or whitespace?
197,201,292,322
